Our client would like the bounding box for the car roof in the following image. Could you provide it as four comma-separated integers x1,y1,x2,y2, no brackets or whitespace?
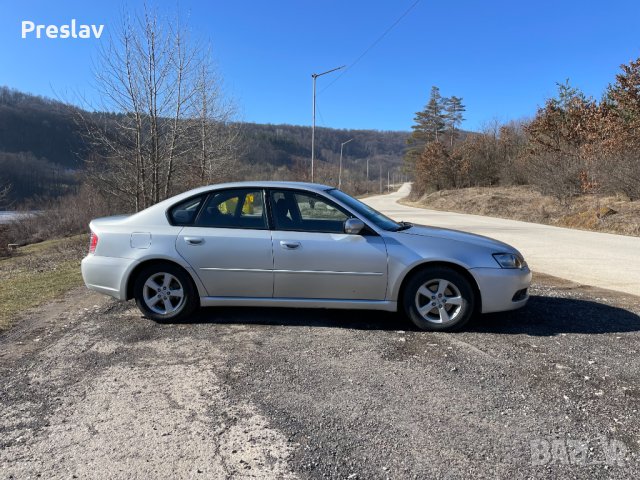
177,181,334,199
211,180,332,190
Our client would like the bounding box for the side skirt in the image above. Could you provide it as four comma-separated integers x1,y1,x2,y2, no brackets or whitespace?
199,296,398,312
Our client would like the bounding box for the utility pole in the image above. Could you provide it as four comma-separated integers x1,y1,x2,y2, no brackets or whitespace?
387,170,390,192
311,65,345,183
338,138,353,190
366,158,369,194
379,163,382,194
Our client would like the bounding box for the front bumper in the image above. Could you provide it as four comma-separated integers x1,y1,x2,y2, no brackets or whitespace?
469,266,532,314
81,255,138,300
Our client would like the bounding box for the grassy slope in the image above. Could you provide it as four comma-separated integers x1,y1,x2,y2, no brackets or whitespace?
0,235,86,331
403,186,640,237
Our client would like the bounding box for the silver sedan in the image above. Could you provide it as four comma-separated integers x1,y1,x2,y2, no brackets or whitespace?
81,181,531,331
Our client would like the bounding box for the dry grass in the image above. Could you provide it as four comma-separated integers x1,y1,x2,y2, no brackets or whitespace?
0,234,87,331
404,186,640,237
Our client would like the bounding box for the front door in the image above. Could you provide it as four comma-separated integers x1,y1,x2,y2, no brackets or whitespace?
269,189,388,300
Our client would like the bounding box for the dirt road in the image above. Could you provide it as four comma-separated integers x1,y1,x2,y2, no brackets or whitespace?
2,274,640,479
364,184,640,297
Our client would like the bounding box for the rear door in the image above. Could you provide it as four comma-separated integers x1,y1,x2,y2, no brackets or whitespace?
269,189,388,300
175,189,273,297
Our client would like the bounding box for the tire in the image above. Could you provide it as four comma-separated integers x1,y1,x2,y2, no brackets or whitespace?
133,263,198,322
402,266,475,332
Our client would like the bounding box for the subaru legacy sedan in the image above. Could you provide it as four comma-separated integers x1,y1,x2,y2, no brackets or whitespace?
81,181,531,331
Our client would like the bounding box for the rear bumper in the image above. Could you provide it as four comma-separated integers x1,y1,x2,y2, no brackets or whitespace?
470,267,532,314
81,255,138,300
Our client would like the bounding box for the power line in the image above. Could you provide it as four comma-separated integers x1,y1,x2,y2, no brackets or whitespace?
316,103,327,127
319,0,422,95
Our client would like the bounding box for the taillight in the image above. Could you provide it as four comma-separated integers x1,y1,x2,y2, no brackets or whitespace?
89,231,99,254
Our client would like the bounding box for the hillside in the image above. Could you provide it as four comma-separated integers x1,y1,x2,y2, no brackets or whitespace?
0,87,410,205
0,88,88,169
404,185,640,237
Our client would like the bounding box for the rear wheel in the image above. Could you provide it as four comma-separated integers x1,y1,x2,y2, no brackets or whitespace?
403,266,475,331
134,264,198,322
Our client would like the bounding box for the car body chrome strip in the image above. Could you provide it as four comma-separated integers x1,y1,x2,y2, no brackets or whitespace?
199,267,383,276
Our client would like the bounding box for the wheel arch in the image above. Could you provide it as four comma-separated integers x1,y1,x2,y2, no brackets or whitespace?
125,258,202,301
396,261,482,314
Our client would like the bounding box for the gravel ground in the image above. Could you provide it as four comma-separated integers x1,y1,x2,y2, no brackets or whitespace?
1,273,640,479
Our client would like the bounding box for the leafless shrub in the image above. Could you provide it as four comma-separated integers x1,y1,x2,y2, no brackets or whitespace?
0,225,11,257
5,185,116,248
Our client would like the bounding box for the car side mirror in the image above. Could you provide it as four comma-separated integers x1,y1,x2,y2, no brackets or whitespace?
344,218,365,235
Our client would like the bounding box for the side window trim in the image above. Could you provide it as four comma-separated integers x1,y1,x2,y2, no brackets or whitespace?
192,193,211,226
264,188,275,230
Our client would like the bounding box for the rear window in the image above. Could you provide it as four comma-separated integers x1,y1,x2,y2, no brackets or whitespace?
168,195,205,225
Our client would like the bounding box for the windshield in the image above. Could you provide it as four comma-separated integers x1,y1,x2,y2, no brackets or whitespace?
326,189,402,231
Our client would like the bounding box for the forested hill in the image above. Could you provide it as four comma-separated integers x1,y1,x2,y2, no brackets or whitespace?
240,123,409,173
242,123,409,162
0,88,88,169
0,86,410,203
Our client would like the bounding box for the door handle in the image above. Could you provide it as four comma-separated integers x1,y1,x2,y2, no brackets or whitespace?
280,240,301,250
184,237,204,245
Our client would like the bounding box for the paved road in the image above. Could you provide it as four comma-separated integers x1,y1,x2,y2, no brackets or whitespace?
364,184,640,296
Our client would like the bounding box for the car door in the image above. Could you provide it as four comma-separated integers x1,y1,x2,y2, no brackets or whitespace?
269,189,388,300
175,188,273,297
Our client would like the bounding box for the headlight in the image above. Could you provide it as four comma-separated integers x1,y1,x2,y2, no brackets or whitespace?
492,252,527,269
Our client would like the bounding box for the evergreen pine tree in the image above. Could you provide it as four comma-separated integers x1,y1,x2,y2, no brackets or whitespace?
443,96,466,148
405,86,446,165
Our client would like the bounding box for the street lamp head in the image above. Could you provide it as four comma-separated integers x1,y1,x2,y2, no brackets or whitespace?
313,65,346,78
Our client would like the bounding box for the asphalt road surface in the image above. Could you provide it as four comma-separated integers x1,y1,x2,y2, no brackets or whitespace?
2,272,640,479
364,184,640,297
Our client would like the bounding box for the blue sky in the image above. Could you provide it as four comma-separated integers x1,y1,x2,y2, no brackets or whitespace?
1,0,639,131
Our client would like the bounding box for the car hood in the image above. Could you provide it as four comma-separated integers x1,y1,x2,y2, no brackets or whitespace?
396,224,518,254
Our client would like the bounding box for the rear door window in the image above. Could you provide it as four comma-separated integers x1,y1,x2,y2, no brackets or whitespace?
196,189,267,229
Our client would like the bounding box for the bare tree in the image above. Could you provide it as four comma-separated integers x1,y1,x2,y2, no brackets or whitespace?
191,63,240,186
79,5,238,211
0,182,12,209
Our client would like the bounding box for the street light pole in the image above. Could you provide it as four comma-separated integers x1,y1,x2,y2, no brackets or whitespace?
365,158,370,193
338,138,353,190
311,65,345,183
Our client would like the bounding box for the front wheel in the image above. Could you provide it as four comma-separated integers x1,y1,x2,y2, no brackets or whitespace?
402,267,475,331
133,264,198,322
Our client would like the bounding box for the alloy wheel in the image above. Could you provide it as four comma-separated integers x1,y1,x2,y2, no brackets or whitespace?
142,272,186,315
414,278,464,324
